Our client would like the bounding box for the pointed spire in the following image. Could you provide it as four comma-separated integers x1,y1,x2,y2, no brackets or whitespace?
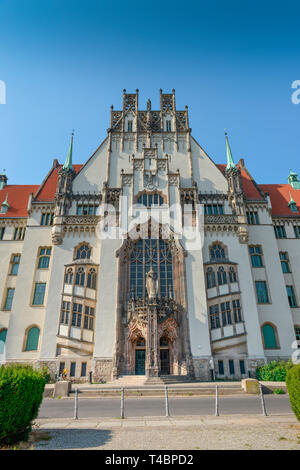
225,132,237,172
62,131,74,171
288,192,296,207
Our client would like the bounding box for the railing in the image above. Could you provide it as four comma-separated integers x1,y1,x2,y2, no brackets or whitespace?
72,384,269,420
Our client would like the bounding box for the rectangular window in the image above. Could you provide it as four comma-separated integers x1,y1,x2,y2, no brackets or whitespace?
4,288,15,310
60,301,71,325
294,226,300,238
72,303,82,327
70,362,76,377
41,212,54,226
209,305,220,329
127,120,133,132
166,120,172,132
218,360,224,375
13,227,26,241
10,254,20,275
32,283,46,306
229,360,235,375
249,246,263,267
0,227,5,240
76,205,98,216
232,299,242,323
221,301,232,326
81,362,87,377
59,362,65,376
247,211,259,225
204,204,224,215
280,252,290,273
240,360,246,375
274,225,286,239
255,281,269,303
286,285,297,308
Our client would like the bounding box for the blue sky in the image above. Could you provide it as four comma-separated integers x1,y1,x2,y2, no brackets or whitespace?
0,0,299,185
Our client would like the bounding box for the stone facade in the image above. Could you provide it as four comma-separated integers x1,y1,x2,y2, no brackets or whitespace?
0,90,299,383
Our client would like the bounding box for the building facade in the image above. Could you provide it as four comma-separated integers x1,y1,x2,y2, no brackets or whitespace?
0,89,299,383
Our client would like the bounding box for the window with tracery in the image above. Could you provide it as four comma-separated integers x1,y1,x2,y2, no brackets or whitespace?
210,244,226,261
129,238,173,299
75,244,91,260
137,193,164,208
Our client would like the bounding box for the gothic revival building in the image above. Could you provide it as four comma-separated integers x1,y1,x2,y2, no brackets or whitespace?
0,89,299,383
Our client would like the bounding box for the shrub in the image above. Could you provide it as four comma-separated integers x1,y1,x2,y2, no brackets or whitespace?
273,388,284,394
256,360,293,382
0,364,46,446
286,364,300,421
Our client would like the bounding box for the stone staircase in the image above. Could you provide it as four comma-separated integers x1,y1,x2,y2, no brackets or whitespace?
111,375,147,387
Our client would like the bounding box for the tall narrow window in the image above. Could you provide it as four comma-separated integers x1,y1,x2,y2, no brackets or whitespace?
295,326,300,343
262,324,278,349
294,226,300,238
81,362,87,377
13,227,26,240
217,267,227,286
229,267,237,283
87,268,97,289
247,211,259,225
232,299,242,323
280,252,291,273
255,281,269,303
206,268,216,289
229,360,235,375
130,238,173,299
38,247,51,269
166,120,172,132
60,301,71,325
274,225,286,239
65,268,74,284
83,306,95,330
75,267,85,286
72,303,82,327
127,120,133,132
249,246,263,267
4,288,15,310
286,285,297,307
218,360,224,375
25,327,40,351
209,305,220,329
32,283,46,306
40,212,54,226
70,362,76,377
240,360,246,375
0,227,5,240
10,254,21,275
221,301,232,326
0,329,7,354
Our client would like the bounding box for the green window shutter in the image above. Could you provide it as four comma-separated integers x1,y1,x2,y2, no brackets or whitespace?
25,327,40,351
0,329,7,354
262,324,277,349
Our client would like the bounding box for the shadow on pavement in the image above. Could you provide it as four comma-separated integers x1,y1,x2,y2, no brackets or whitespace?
34,429,113,450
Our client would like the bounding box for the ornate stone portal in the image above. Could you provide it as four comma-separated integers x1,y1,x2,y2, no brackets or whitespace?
113,222,194,379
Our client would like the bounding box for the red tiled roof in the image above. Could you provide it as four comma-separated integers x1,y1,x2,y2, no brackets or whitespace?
216,164,264,201
0,185,39,218
259,184,300,216
34,164,83,202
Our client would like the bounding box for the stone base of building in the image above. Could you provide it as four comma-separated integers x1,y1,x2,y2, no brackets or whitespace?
192,358,211,381
92,358,113,383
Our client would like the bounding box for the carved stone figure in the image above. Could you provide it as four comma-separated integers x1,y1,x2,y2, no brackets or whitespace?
146,268,158,299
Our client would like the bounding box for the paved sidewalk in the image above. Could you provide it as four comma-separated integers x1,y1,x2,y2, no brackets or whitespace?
33,414,300,450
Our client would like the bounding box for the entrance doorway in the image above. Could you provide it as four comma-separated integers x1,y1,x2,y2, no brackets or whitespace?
160,349,170,375
135,349,145,375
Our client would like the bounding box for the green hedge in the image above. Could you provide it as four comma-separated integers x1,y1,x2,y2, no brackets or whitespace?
256,360,293,381
0,364,46,446
286,364,300,421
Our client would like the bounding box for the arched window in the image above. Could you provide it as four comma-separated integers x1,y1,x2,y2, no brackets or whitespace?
210,243,226,261
75,244,91,260
75,267,85,286
0,328,7,354
206,268,216,288
262,324,278,349
217,267,227,286
130,238,173,299
87,268,97,289
25,326,40,351
65,268,74,284
137,193,164,208
229,267,237,283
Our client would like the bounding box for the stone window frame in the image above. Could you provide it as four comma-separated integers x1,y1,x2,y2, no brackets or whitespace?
205,263,239,291
208,295,243,330
74,242,92,261
2,287,15,311
9,253,21,276
279,251,291,273
135,190,167,208
294,325,300,343
261,322,280,350
208,241,228,262
40,210,54,226
23,324,41,352
246,210,260,225
286,285,298,308
0,328,7,354
13,226,26,241
37,246,52,270
249,245,264,268
255,280,271,304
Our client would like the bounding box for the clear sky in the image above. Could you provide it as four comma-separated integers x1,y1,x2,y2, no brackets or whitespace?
0,0,299,185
